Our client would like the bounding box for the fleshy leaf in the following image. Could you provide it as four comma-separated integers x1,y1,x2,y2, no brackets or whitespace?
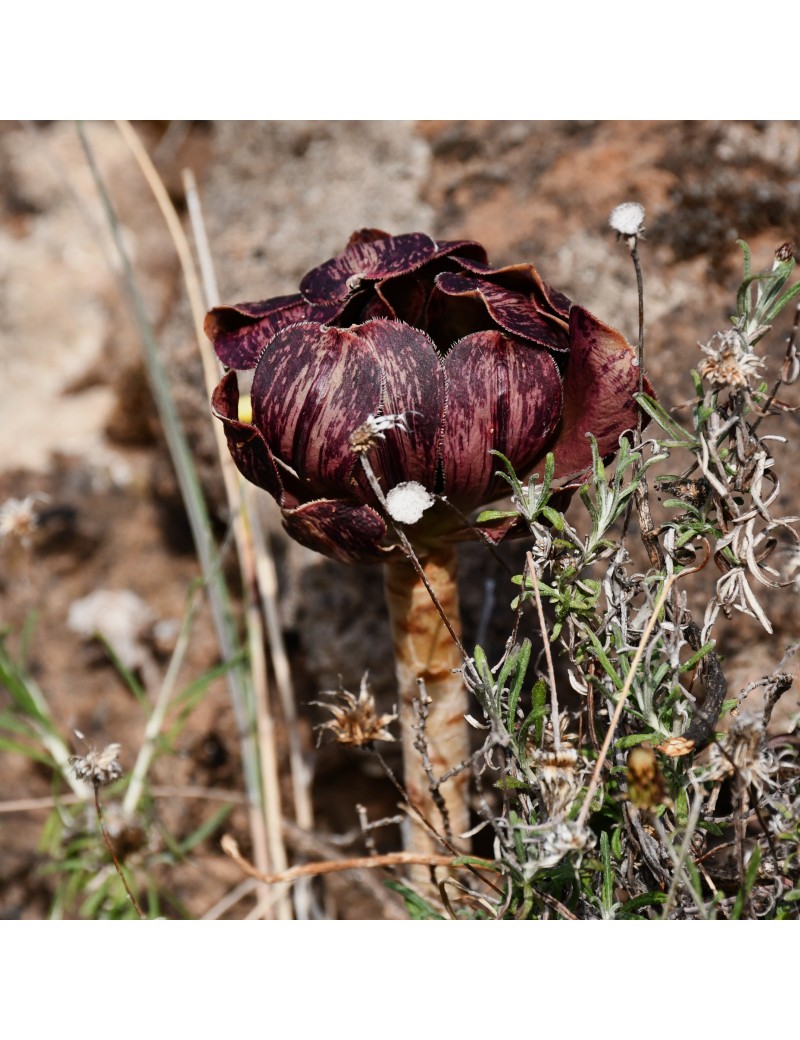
435,272,570,352
358,320,446,494
205,294,341,370
441,331,563,508
282,499,389,563
300,232,440,304
300,233,489,305
449,257,572,322
251,322,384,498
210,373,284,501
548,306,649,478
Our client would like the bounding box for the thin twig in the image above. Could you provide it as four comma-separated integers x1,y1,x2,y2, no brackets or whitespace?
536,889,578,921
221,833,493,886
750,300,800,436
370,746,504,900
201,878,260,921
370,745,448,852
281,818,409,920
748,783,781,873
94,785,144,919
413,678,452,839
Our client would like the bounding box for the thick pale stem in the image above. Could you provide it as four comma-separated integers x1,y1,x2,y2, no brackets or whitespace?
384,547,471,858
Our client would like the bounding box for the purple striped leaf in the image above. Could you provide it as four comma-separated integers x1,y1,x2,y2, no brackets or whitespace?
435,272,570,353
210,373,284,501
282,499,388,563
205,294,342,370
548,306,648,479
441,330,563,508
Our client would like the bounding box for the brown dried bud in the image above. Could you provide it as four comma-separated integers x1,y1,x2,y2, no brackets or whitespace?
775,241,795,262
655,735,695,759
626,743,667,810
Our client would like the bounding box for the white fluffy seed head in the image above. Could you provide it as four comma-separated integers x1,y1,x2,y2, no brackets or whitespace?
609,201,645,237
384,481,434,524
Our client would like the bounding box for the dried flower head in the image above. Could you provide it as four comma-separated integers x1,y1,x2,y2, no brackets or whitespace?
313,673,397,747
70,739,124,786
698,330,765,389
536,821,594,872
532,748,582,819
0,493,47,547
706,711,776,792
348,412,413,455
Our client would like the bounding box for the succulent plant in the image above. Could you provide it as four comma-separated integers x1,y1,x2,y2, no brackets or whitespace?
206,228,646,858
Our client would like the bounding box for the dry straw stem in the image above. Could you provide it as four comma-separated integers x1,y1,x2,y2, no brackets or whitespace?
107,121,290,917
183,169,313,844
182,164,313,918
201,878,260,920
652,795,708,920
123,587,200,815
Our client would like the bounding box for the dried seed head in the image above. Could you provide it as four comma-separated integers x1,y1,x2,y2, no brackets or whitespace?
0,494,47,547
313,673,397,747
384,481,434,525
698,330,765,389
70,740,124,786
609,201,645,238
655,476,711,510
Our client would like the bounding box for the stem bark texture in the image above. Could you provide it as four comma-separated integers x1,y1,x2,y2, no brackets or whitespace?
384,547,470,859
